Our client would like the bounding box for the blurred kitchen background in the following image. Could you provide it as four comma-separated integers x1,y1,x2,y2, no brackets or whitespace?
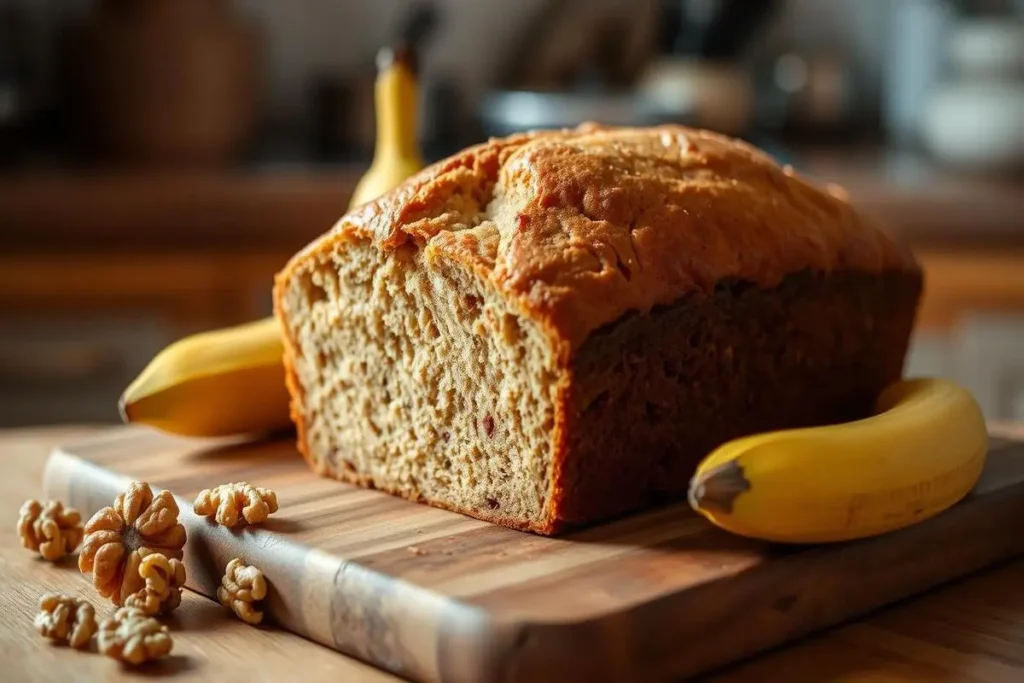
0,0,1022,428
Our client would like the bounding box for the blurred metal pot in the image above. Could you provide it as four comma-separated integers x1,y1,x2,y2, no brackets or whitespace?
478,89,689,138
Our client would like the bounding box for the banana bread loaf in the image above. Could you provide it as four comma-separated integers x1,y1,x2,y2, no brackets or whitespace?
273,123,923,535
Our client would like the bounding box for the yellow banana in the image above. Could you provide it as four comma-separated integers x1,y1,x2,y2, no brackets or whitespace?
119,318,291,437
350,46,425,208
687,377,988,544
119,44,424,437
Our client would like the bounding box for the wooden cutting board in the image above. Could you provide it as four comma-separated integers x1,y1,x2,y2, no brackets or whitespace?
43,425,1024,683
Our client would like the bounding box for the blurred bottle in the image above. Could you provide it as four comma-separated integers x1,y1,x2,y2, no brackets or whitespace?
920,16,1024,171
0,4,30,166
881,0,954,148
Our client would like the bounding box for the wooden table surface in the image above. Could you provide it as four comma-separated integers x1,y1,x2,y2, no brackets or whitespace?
2,427,1023,682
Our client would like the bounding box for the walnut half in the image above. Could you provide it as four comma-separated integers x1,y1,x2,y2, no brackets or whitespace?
194,482,278,528
78,481,187,606
18,500,83,561
34,593,97,649
217,558,267,625
97,607,173,665
124,551,187,616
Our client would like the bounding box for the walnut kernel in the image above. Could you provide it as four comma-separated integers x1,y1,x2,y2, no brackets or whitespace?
34,593,97,649
97,607,173,665
78,481,187,606
217,558,267,625
124,551,187,616
18,500,83,561
194,482,278,527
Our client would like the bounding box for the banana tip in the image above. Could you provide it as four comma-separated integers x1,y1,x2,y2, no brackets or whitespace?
117,394,133,425
686,480,704,512
689,461,750,516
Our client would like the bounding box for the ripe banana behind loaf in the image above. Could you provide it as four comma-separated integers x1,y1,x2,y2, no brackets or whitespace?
350,46,424,208
688,377,988,544
119,44,423,437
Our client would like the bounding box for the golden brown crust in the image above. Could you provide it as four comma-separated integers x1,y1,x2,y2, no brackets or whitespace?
275,296,314,471
276,123,916,363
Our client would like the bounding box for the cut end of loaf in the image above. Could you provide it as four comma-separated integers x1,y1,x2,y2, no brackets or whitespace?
276,236,563,533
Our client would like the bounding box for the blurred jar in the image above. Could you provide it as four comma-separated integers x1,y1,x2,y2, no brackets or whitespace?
64,0,263,169
921,18,1024,172
880,0,953,148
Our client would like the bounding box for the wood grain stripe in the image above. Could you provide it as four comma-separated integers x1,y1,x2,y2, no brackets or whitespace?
467,530,774,618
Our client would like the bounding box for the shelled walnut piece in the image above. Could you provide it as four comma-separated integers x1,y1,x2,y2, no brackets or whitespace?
218,558,267,625
34,593,97,649
194,482,278,527
78,481,187,606
124,551,187,616
18,499,83,561
97,606,173,665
